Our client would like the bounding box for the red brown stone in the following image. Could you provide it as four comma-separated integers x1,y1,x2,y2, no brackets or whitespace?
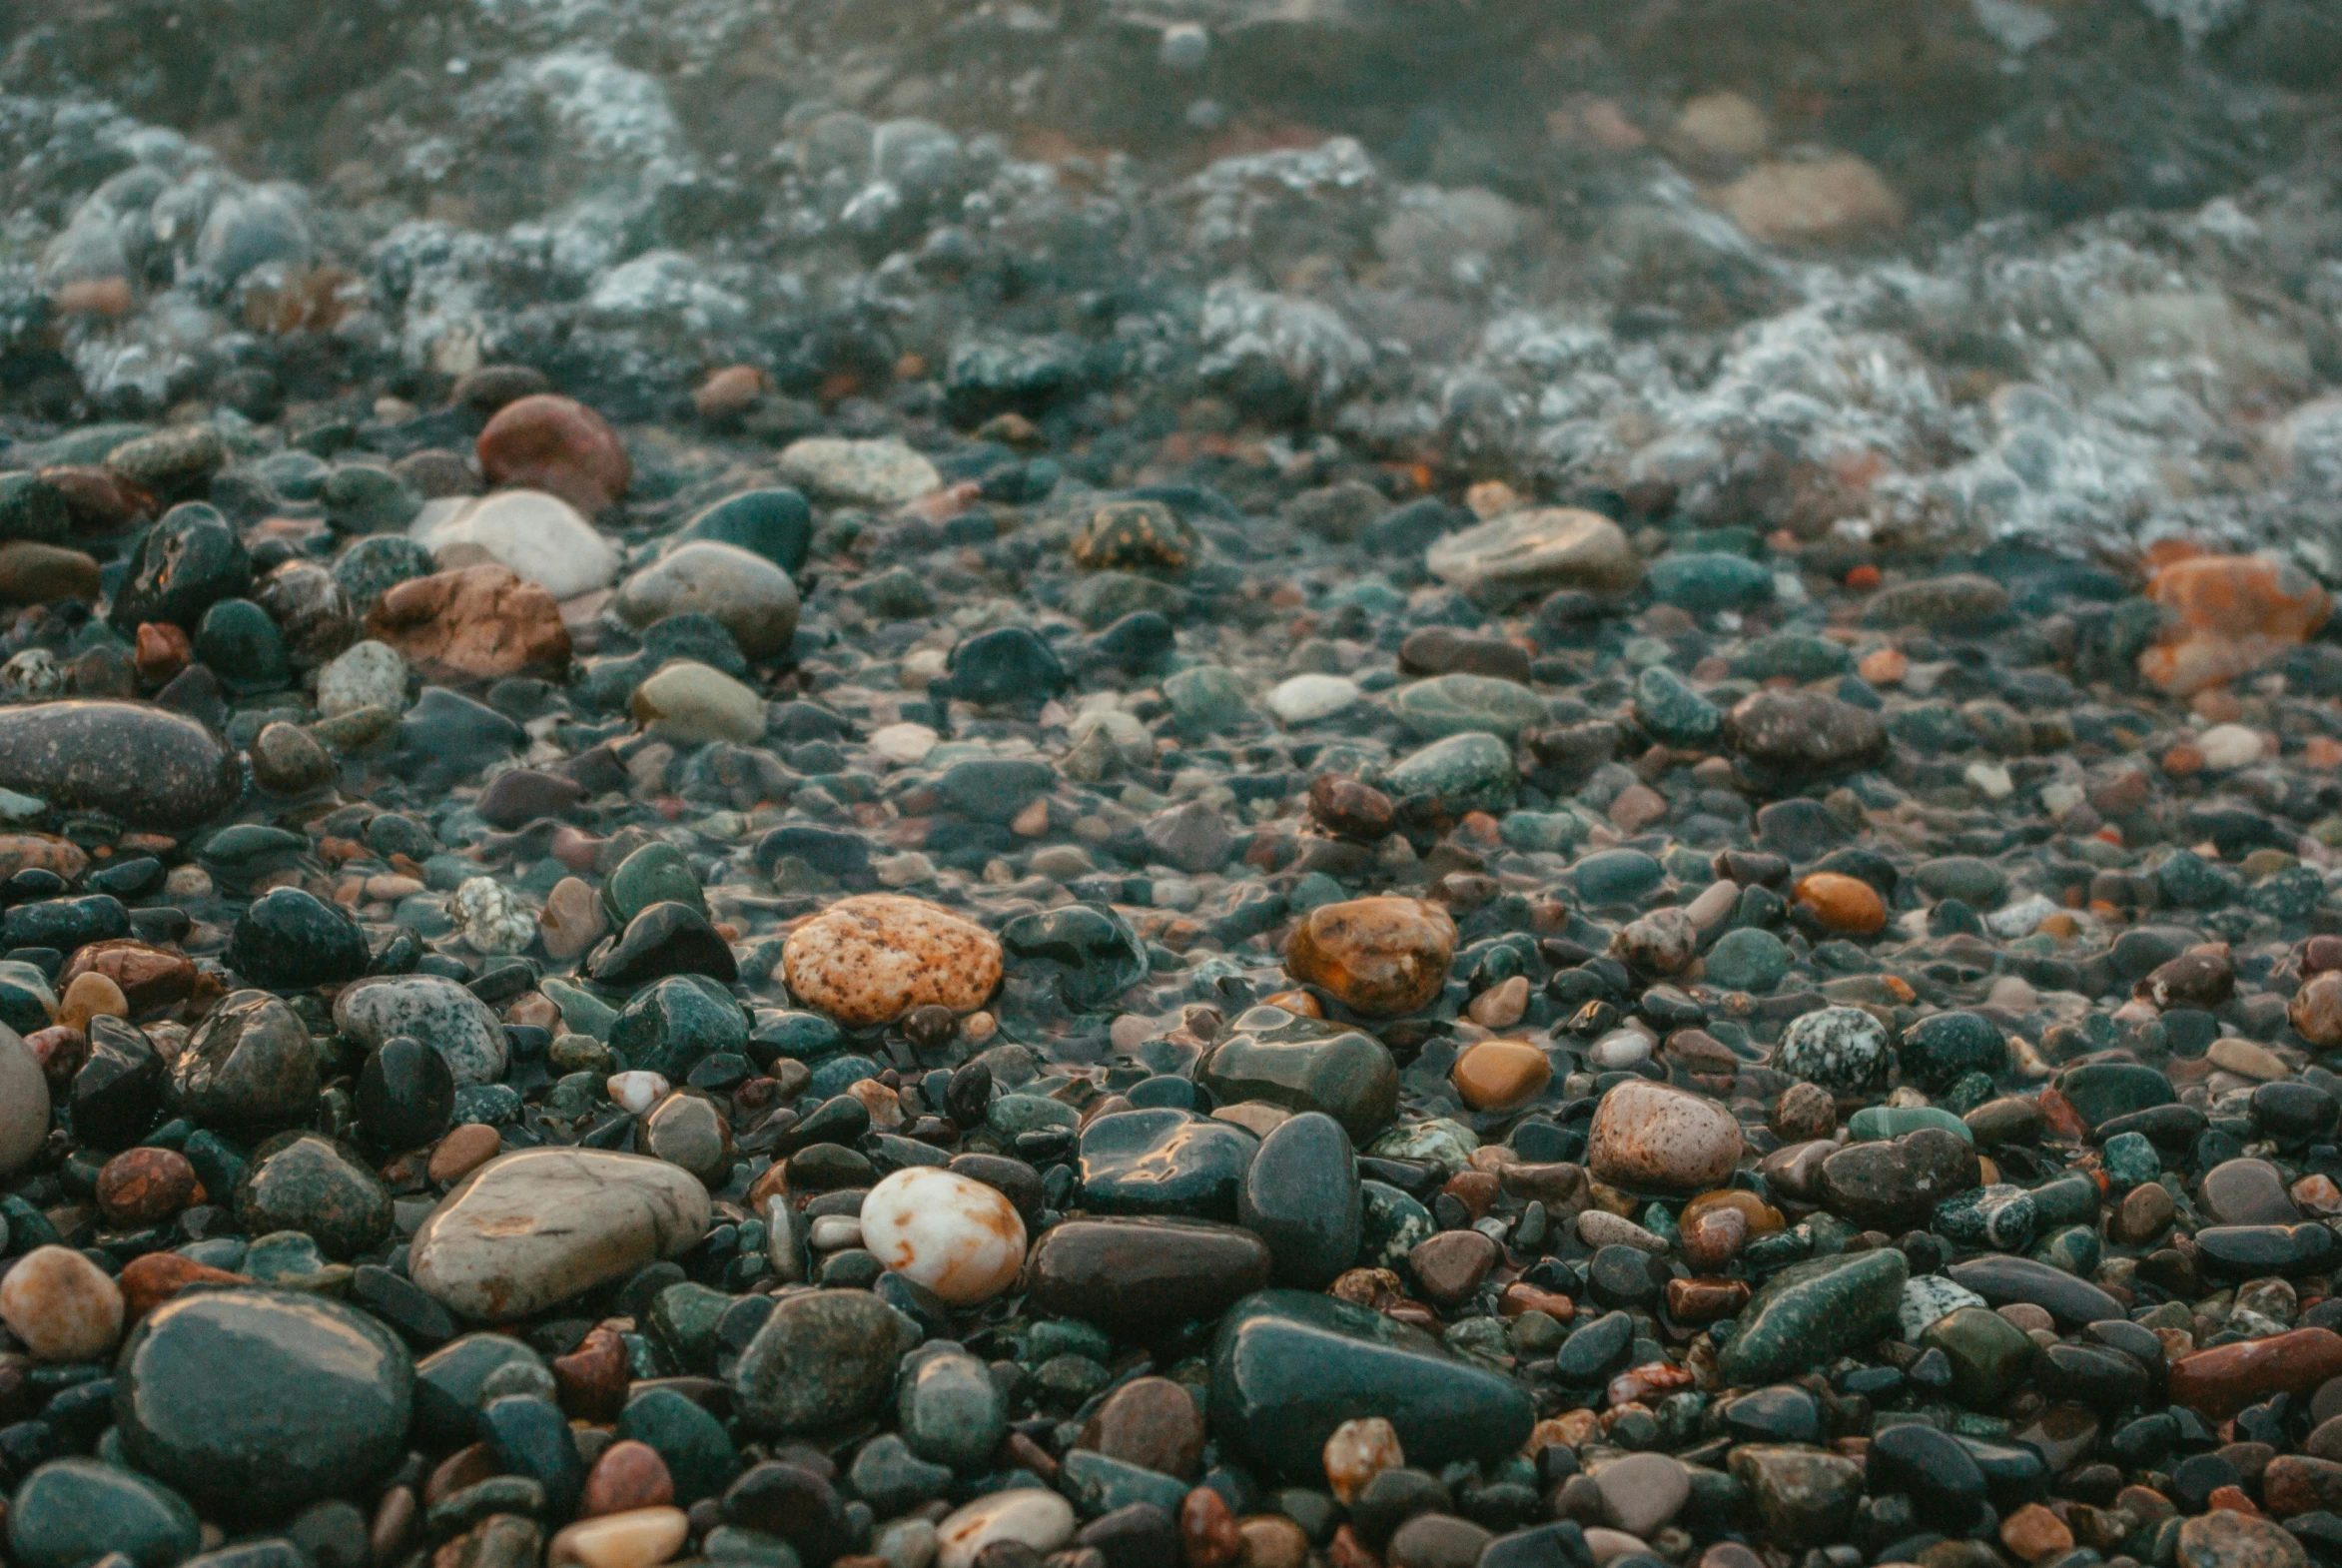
61,940,199,1018
367,564,570,685
1182,1484,1240,1568
96,1147,199,1226
552,1324,631,1422
119,1252,248,1324
1077,1376,1205,1480
475,393,631,513
2169,1327,2342,1420
25,1025,85,1093
581,1439,674,1516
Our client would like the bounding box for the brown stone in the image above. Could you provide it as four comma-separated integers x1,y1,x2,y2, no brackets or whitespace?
1407,1229,1497,1307
2263,1455,2342,1517
2294,972,2342,1047
475,393,632,513
1681,1207,1747,1272
40,464,151,533
1078,1376,1205,1479
95,1147,199,1227
1235,1515,1309,1568
581,1438,675,1517
2137,943,2235,1011
0,542,100,606
428,1124,502,1186
1665,1276,1750,1322
2169,1327,2342,1420
2000,1503,2074,1563
693,366,769,421
25,1026,83,1092
1307,776,1395,842
553,1323,631,1423
1182,1483,1240,1568
2114,1181,2176,1244
118,1251,248,1324
1769,1082,1837,1142
425,1443,499,1506
1283,897,1456,1018
1399,628,1533,684
1451,1039,1551,1112
366,563,571,684
60,940,198,1018
57,971,127,1033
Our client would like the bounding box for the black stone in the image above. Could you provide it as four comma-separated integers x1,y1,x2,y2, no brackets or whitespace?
1079,1109,1257,1220
69,1015,164,1150
1237,1111,1362,1289
356,1035,455,1152
588,901,739,988
228,887,370,990
109,502,253,636
1000,904,1150,1010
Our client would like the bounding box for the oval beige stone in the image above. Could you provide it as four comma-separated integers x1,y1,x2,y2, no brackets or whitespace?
407,1148,711,1322
1425,508,1643,602
1586,1080,1744,1193
782,895,1004,1027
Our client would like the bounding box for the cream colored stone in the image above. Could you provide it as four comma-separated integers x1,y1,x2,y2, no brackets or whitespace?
936,1490,1075,1568
407,1149,712,1321
548,1506,691,1568
860,1167,1027,1307
0,1244,123,1361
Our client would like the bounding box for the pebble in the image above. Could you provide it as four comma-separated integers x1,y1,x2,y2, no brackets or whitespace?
1587,1080,1744,1192
1283,897,1455,1017
782,895,1004,1026
416,489,617,604
778,437,941,507
0,1244,123,1360
615,540,800,657
366,563,571,683
406,1149,712,1320
475,394,632,513
631,658,766,744
936,1490,1077,1568
860,1166,1028,1305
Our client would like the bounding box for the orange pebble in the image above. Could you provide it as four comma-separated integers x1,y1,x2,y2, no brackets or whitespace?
2162,743,2205,777
1845,564,1882,589
2303,736,2342,770
1857,647,1907,686
1794,872,1886,935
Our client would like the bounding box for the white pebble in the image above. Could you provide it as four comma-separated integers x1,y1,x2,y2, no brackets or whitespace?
809,1215,865,1251
936,1490,1075,1568
606,1072,669,1115
1266,674,1362,725
2197,723,2264,771
860,1167,1027,1307
871,722,940,765
1963,760,2013,799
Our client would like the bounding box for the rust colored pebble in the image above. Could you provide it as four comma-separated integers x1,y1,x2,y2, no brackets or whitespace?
581,1438,675,1517
118,1252,248,1324
1793,872,1886,934
552,1324,632,1423
371,1487,417,1568
692,366,769,420
2168,1326,2342,1419
2000,1504,2073,1563
1079,1375,1206,1480
95,1147,199,1227
25,1026,86,1093
1182,1484,1241,1568
424,1442,499,1507
63,940,199,1017
1665,1275,1750,1322
428,1123,502,1186
475,393,632,513
134,622,192,685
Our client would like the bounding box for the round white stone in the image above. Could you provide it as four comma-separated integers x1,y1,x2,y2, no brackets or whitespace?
859,1166,1027,1307
935,1490,1075,1568
614,540,800,657
1267,673,1362,724
416,488,620,599
2198,722,2264,771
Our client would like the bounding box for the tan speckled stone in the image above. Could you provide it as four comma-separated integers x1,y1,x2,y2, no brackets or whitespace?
782,895,1003,1027
1586,1080,1745,1194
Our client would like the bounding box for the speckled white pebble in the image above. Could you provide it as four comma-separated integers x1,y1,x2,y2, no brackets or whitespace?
936,1489,1075,1568
1267,673,1361,724
860,1166,1027,1307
